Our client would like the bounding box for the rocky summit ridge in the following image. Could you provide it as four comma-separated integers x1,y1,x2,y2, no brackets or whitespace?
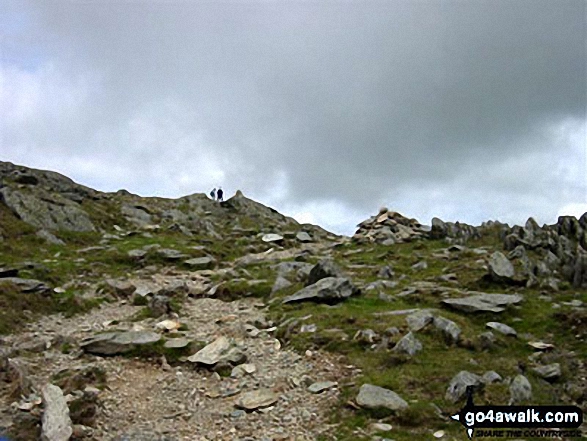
0,161,585,441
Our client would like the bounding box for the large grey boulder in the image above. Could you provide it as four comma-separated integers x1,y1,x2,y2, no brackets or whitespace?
531,363,561,381
187,336,245,366
509,375,532,404
282,277,360,304
41,384,73,441
296,231,313,242
0,277,50,293
442,292,523,313
393,331,422,356
306,259,344,286
433,316,462,342
356,384,408,411
406,310,434,331
80,331,161,355
488,251,515,283
446,371,483,403
1,187,95,232
121,204,153,227
430,217,448,239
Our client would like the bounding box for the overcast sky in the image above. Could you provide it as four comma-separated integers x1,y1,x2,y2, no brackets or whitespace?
1,0,586,235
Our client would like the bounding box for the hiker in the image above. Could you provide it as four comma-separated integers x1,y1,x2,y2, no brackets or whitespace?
217,188,223,202
210,188,216,200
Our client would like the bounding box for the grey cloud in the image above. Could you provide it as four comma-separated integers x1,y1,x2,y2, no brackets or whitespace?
1,0,585,234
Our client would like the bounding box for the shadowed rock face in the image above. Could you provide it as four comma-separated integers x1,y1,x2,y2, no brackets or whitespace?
0,187,96,232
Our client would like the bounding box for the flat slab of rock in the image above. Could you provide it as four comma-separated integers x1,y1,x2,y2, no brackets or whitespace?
308,381,337,394
184,257,216,270
282,277,359,304
187,336,245,366
442,292,523,313
531,363,561,381
262,233,284,243
157,248,187,260
80,331,161,355
41,384,73,441
234,389,278,410
446,371,483,403
356,384,408,411
486,321,517,337
163,338,190,349
0,277,50,293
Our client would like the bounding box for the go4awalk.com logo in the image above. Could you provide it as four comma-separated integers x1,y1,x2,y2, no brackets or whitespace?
451,387,583,439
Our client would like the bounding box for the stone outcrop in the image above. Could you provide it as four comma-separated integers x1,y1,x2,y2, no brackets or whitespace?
353,207,429,244
0,187,95,232
282,277,360,304
355,384,408,411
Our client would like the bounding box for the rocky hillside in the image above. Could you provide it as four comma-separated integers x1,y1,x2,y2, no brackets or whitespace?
0,161,585,440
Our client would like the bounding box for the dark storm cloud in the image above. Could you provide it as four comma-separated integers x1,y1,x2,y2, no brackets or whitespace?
1,0,585,234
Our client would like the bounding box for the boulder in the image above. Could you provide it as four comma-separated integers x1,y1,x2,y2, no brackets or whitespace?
481,371,502,384
433,316,461,342
187,336,245,366
509,375,532,404
442,292,523,313
306,259,344,286
296,231,313,242
486,321,517,337
488,251,515,283
282,277,360,304
235,389,278,410
308,381,337,394
356,384,408,411
261,233,284,243
41,384,73,441
446,371,483,403
121,204,153,227
392,332,422,356
148,295,171,317
430,217,448,239
406,310,435,331
0,277,50,293
104,279,135,298
531,363,561,381
80,331,161,355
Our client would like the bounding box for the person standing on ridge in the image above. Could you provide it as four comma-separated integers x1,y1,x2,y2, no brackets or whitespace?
210,188,216,200
217,187,224,202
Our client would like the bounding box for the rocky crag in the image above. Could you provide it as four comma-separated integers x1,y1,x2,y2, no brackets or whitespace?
0,161,585,440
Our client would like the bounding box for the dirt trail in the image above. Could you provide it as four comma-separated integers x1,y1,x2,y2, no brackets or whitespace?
1,282,355,440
